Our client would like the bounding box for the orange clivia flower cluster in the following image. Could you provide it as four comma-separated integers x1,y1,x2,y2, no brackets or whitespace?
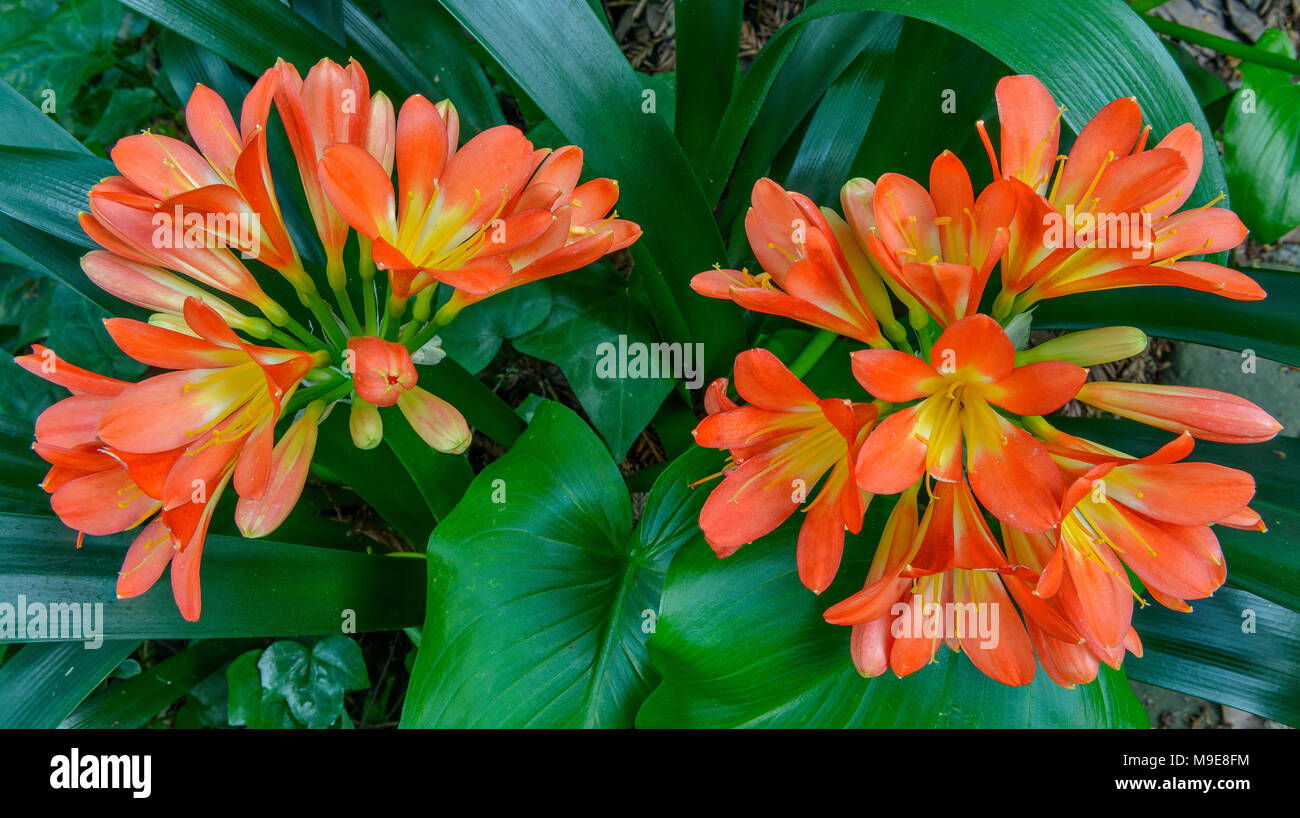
691,75,1280,687
21,57,638,620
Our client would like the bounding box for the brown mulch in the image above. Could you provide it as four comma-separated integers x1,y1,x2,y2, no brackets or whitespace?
603,0,806,73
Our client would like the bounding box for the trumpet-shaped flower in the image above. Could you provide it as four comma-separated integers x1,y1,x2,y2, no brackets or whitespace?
272,58,396,281
824,482,1039,686
846,152,1015,327
22,299,319,620
438,145,641,318
691,178,890,346
692,348,876,593
982,75,1264,315
851,314,1085,532
1033,425,1254,620
319,95,637,303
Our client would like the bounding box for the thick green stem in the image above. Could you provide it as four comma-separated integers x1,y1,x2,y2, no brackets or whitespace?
789,329,838,378
404,316,443,354
283,375,349,416
281,316,330,356
269,328,306,350
383,294,409,342
1142,13,1300,76
304,288,348,351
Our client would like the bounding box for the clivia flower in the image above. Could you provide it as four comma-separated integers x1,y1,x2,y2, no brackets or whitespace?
692,349,877,594
691,178,894,347
823,483,1040,686
850,314,1085,533
979,74,1265,317
21,56,637,621
843,151,1015,328
317,96,639,316
689,74,1281,688
435,144,642,321
19,298,322,620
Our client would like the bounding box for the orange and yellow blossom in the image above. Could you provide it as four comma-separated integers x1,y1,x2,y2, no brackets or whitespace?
317,95,639,314
19,299,322,620
980,74,1264,317
850,314,1085,533
691,178,894,347
692,349,877,594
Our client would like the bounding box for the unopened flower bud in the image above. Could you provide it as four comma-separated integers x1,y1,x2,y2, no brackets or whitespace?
1017,326,1148,367
347,336,417,407
349,396,383,450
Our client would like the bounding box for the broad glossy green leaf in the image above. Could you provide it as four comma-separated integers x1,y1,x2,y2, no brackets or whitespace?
402,403,716,727
61,638,259,728
434,0,742,373
0,639,141,728
1033,267,1300,367
1128,588,1298,726
0,513,425,641
1224,30,1300,243
513,270,676,461
639,510,1149,727
435,282,552,375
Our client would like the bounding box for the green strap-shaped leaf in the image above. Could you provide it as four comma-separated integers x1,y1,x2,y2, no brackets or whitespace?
401,404,716,727
673,0,743,170
720,10,900,227
0,414,51,515
845,18,1003,185
639,508,1149,727
0,639,141,728
379,404,473,522
119,0,411,100
310,408,436,546
1034,268,1300,368
434,0,742,373
708,0,1227,211
0,146,110,248
0,80,90,153
784,19,902,205
377,0,506,135
1127,588,1298,727
0,513,425,641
